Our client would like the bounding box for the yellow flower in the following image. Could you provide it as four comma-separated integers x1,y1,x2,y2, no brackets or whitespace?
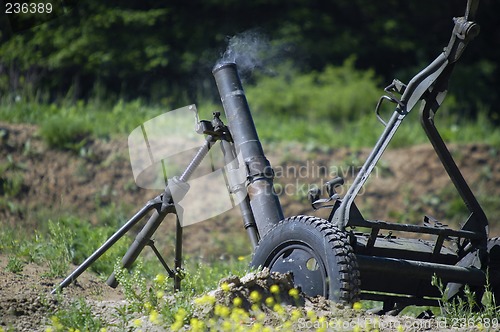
143,301,153,312
175,308,187,320
230,307,249,323
251,304,261,313
190,318,205,332
133,319,142,327
50,316,63,331
251,323,263,332
99,329,107,332
221,282,230,292
194,294,216,306
265,296,275,306
154,273,166,284
270,284,280,294
256,311,267,322
273,303,285,314
291,309,302,321
215,304,231,318
288,288,299,299
233,297,243,307
249,290,262,303
156,290,165,299
149,309,161,325
353,302,363,310
306,310,317,322
222,321,232,331
171,321,183,332
397,325,405,332
238,255,245,261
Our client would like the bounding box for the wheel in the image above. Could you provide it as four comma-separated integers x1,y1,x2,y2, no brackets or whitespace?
250,215,360,304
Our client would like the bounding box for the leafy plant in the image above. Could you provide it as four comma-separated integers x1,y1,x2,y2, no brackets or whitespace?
39,115,91,152
246,58,381,122
431,274,499,328
47,299,105,332
5,256,24,274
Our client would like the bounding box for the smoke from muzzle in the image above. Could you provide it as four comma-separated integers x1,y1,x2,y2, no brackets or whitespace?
216,29,278,76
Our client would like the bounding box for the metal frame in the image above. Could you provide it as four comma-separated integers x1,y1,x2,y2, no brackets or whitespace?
323,0,488,309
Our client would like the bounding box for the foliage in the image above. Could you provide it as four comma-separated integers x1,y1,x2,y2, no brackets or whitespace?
432,274,499,329
39,115,91,151
0,0,499,120
47,299,106,332
0,216,130,277
246,58,381,122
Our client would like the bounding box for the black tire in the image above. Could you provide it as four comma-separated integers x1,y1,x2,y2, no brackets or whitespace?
250,215,360,304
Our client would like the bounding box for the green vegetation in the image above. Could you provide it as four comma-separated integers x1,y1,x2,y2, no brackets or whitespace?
1,1,499,122
1,59,499,150
432,274,499,330
0,216,130,278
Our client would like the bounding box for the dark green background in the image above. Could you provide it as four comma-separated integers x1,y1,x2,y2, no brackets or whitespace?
1,0,498,119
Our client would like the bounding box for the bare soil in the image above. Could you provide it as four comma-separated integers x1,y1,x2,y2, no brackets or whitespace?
0,121,498,330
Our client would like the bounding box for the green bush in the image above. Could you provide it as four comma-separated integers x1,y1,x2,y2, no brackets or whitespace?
245,58,381,122
39,115,91,151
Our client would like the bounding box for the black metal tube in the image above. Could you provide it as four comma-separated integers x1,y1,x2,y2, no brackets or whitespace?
220,139,259,248
174,216,183,291
213,63,284,237
106,208,170,287
51,203,155,294
357,255,486,286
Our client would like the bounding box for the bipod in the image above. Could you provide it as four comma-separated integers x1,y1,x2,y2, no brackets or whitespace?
52,112,238,294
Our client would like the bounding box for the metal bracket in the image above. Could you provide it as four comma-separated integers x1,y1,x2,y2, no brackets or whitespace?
374,79,407,126
308,177,343,210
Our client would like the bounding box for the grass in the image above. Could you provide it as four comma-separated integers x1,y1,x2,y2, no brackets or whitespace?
431,274,499,330
1,97,498,154
1,59,499,151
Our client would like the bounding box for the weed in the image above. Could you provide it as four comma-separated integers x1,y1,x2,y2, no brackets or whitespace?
47,299,105,332
431,274,499,328
43,220,75,277
39,115,91,152
5,256,24,274
0,173,25,197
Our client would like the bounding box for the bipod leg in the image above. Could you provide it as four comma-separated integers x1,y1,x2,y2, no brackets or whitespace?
106,206,173,288
51,201,159,294
174,216,183,291
147,239,175,279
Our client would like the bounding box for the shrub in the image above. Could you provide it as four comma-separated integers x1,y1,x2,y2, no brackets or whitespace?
245,57,381,122
39,115,91,151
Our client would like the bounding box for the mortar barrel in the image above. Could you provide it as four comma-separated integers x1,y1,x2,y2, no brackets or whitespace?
212,62,284,237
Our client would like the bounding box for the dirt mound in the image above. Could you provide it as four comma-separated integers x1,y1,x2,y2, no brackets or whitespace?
189,269,476,331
